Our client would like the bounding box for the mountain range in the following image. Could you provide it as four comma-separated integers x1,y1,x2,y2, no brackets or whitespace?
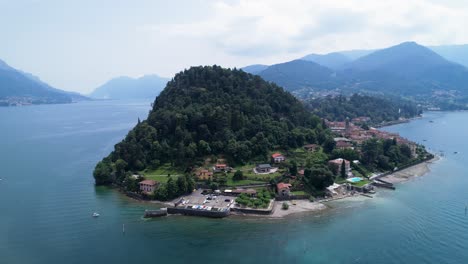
244,42,468,108
89,75,169,100
0,59,88,106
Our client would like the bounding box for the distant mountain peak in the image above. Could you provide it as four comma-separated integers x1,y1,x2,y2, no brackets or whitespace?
89,74,169,100
343,41,450,73
301,52,351,69
241,64,269,74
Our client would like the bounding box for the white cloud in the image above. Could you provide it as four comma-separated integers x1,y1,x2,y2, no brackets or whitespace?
145,0,468,58
2,0,468,93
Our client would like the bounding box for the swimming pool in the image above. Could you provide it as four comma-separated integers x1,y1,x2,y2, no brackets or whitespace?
347,177,362,183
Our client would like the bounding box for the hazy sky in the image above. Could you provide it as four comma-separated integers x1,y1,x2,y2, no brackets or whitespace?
1,0,467,93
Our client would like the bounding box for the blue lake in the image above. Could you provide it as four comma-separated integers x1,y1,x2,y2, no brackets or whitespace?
1,101,467,264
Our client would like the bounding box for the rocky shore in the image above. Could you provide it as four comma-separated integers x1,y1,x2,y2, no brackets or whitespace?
379,156,439,184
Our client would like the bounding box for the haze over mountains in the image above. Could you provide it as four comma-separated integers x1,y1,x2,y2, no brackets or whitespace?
0,59,88,106
244,42,468,108
89,75,169,100
301,53,351,70
3,40,468,108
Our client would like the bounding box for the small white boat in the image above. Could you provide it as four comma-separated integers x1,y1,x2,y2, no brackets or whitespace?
92,212,100,217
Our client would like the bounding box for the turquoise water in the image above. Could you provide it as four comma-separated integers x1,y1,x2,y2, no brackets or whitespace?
347,177,362,183
1,102,468,264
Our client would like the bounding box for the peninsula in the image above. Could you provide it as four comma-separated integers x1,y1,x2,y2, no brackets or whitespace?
94,65,433,218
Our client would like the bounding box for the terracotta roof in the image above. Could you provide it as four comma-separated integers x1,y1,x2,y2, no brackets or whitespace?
277,182,292,190
215,164,227,167
139,180,157,186
336,141,352,148
272,153,283,158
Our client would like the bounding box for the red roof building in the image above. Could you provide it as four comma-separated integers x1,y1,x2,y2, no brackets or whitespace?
139,180,158,194
271,153,285,163
277,182,292,197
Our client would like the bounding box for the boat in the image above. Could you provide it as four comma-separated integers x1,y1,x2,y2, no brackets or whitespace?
92,212,100,217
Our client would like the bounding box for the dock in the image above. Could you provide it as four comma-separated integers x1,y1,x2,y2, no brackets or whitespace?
143,208,168,218
372,179,396,190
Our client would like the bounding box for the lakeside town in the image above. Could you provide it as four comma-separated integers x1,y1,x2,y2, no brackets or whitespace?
129,117,434,219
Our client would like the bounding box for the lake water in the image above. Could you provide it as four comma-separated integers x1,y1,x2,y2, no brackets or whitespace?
1,101,468,264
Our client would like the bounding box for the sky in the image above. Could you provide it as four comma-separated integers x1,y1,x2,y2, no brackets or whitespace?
1,0,468,94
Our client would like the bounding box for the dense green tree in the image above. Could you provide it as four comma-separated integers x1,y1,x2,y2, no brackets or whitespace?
233,170,244,181
323,137,336,153
340,160,347,178
306,94,421,125
331,148,359,162
289,160,298,176
210,182,219,191
303,165,334,192
154,185,168,201
166,177,179,198
93,158,113,185
176,176,188,194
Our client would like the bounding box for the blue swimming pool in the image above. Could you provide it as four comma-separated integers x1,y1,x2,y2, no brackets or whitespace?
347,177,362,183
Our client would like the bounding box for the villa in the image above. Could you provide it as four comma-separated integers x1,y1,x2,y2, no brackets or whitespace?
213,164,230,172
139,180,159,194
255,164,273,173
271,153,285,163
328,158,352,177
336,141,353,150
196,169,213,180
277,182,292,197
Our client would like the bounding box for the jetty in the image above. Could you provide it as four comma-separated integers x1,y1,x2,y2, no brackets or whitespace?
167,206,230,218
143,209,168,218
372,178,396,190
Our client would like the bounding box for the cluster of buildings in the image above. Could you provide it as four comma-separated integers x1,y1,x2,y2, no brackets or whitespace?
326,118,417,156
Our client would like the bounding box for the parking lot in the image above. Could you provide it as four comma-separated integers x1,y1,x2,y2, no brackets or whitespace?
182,190,234,209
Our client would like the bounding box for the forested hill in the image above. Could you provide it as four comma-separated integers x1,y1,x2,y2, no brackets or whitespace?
94,65,331,185
306,94,421,124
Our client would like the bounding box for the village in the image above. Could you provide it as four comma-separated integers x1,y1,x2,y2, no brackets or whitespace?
138,117,431,218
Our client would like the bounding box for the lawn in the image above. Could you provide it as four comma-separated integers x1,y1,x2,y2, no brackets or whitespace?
334,178,348,184
291,190,308,195
143,174,180,183
142,163,184,182
352,179,371,187
352,169,364,178
226,178,265,186
232,164,284,180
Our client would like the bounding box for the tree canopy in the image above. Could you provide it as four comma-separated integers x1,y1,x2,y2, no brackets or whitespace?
94,65,329,185
306,94,421,124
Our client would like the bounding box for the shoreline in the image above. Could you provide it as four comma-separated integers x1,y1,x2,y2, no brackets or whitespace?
121,156,440,219
379,156,439,184
242,155,440,219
